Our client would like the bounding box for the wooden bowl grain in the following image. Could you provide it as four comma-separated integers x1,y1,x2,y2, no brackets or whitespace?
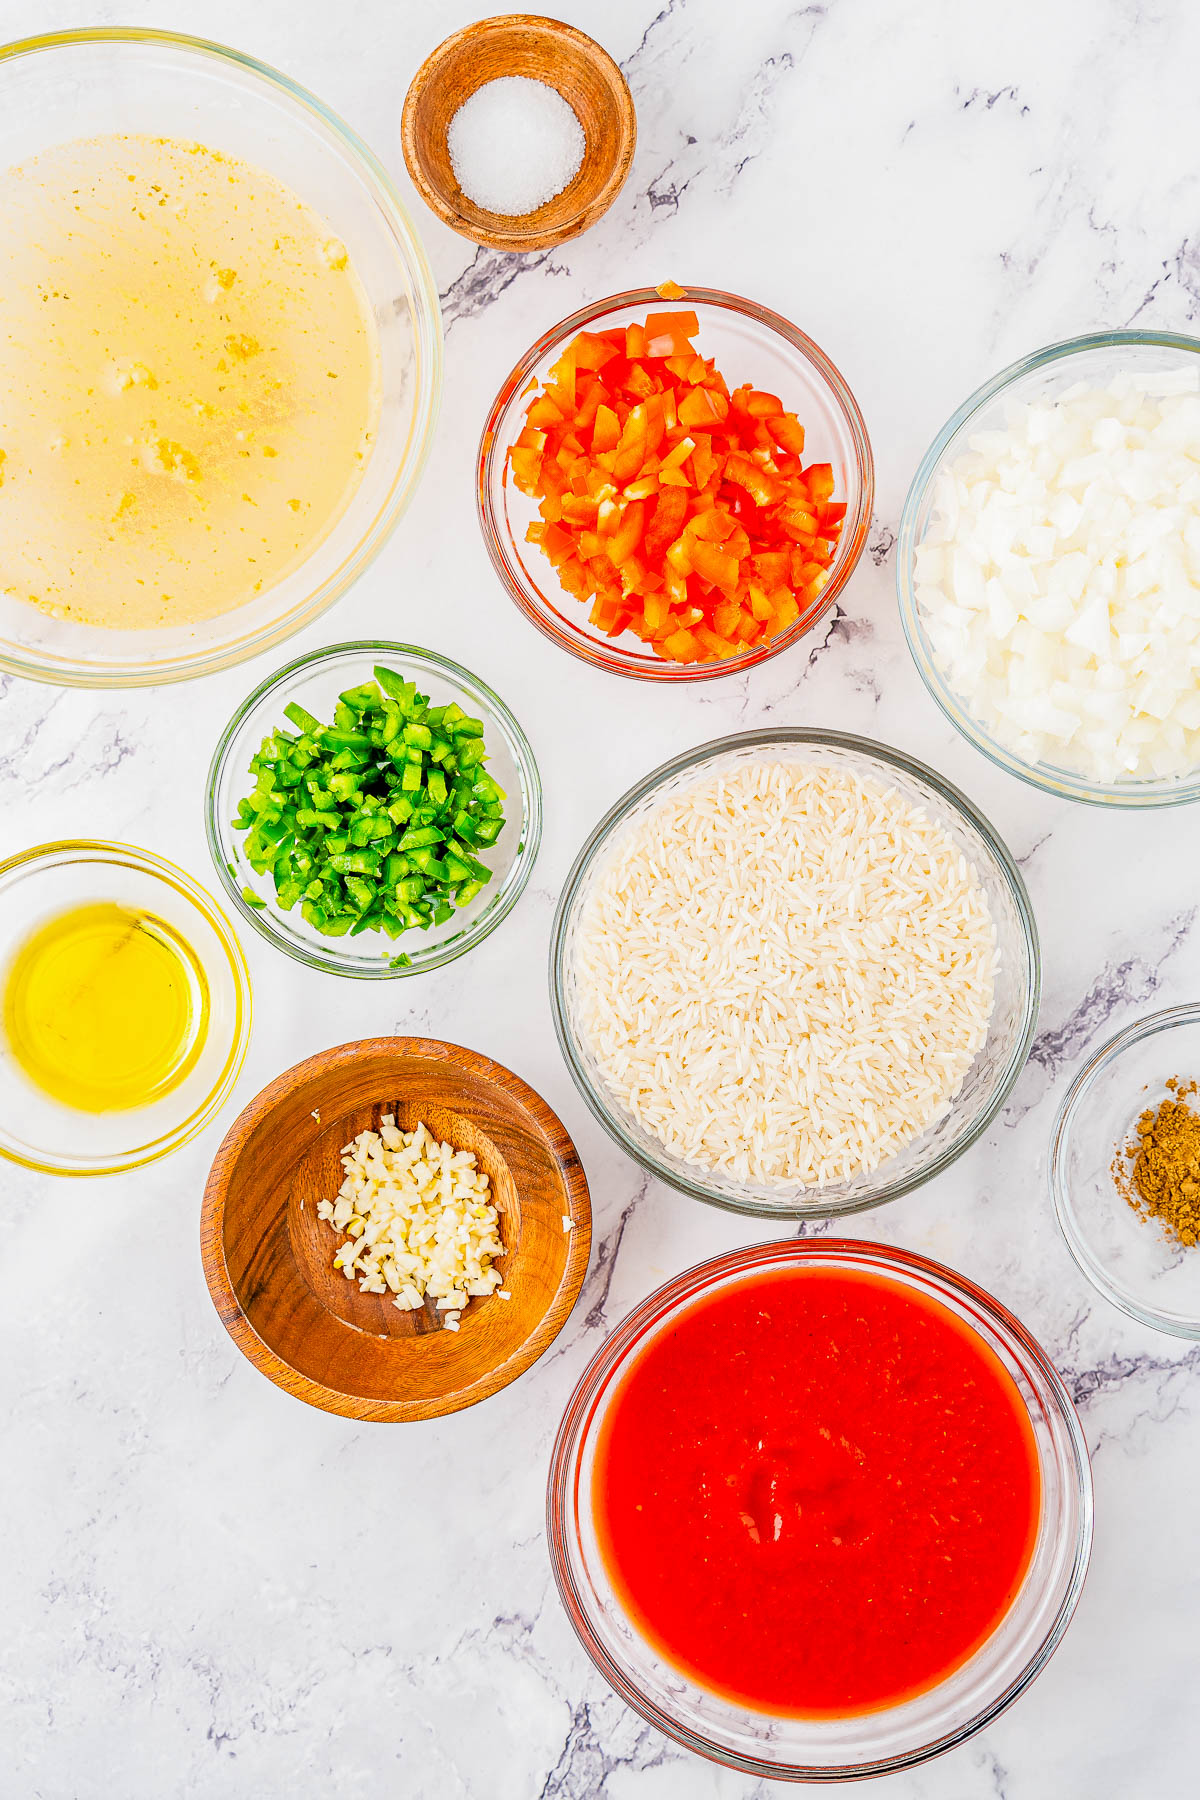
401,15,636,253
200,1038,591,1421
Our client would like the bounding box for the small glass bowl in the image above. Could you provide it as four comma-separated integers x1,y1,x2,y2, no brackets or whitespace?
898,332,1200,807
477,286,874,681
206,641,542,978
0,841,251,1176
1050,1004,1200,1337
548,1238,1092,1782
0,28,442,688
550,729,1039,1218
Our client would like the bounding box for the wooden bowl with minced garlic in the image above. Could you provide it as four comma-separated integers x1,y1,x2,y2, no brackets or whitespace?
200,1037,591,1421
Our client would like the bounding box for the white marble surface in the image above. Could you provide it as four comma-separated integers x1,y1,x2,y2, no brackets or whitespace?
2,1,1200,1794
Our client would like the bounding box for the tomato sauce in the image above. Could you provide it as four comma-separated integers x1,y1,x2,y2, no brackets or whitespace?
592,1265,1041,1717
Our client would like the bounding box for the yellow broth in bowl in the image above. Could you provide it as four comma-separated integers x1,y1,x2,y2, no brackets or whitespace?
0,134,380,630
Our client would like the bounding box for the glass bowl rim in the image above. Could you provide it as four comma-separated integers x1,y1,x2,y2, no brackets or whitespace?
1049,1001,1200,1339
476,284,875,683
0,836,252,1175
546,1234,1093,1782
548,725,1041,1218
0,24,443,690
896,329,1200,809
204,639,543,978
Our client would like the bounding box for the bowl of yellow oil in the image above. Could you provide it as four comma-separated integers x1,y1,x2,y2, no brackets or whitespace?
0,842,251,1175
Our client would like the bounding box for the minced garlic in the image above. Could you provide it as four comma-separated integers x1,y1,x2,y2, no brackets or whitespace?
316,1118,504,1329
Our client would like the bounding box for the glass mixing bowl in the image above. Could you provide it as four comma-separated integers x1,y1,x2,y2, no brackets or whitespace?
0,28,442,688
550,729,1039,1218
898,332,1200,807
0,841,251,1175
548,1238,1092,1781
1050,1004,1200,1337
478,286,873,680
206,641,542,978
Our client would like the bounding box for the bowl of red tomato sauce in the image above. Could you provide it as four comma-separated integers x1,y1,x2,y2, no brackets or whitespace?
547,1239,1091,1780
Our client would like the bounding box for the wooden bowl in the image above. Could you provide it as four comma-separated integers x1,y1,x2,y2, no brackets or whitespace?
401,15,636,253
200,1037,591,1421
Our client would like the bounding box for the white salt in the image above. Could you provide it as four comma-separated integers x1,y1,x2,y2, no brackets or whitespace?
447,75,585,217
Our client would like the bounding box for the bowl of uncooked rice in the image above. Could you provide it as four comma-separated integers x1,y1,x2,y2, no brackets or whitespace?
550,729,1040,1217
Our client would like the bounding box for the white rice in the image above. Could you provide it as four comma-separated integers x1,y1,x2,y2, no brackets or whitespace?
573,760,998,1188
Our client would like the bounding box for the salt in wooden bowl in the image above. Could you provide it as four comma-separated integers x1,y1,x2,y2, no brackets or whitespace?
401,14,636,253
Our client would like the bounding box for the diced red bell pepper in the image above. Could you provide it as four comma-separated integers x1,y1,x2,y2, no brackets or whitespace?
623,362,657,399
612,406,651,486
678,386,730,431
574,380,604,431
662,626,699,661
574,331,620,371
605,500,646,568
506,295,844,664
644,487,689,560
724,453,782,509
644,310,701,357
526,393,567,429
804,463,836,502
690,540,740,594
508,446,542,488
592,405,621,454
538,522,574,565
770,412,806,456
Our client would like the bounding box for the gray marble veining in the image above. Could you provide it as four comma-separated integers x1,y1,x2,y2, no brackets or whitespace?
3,1,1200,1795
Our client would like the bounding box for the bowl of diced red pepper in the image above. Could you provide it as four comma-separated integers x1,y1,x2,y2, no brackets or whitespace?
477,283,874,679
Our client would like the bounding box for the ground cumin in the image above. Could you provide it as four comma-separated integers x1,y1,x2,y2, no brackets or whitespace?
1112,1078,1200,1247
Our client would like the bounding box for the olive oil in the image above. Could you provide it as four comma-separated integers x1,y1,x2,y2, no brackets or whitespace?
3,902,209,1112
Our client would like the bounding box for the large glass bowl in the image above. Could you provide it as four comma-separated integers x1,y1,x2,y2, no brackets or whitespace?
550,729,1039,1218
548,1238,1092,1782
478,286,873,681
0,28,442,688
1050,1004,1200,1337
898,332,1200,807
206,642,542,979
0,841,251,1176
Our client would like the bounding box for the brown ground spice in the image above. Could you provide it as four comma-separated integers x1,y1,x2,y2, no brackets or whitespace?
1112,1078,1200,1247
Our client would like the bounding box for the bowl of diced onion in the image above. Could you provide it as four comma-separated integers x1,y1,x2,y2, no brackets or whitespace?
898,331,1200,806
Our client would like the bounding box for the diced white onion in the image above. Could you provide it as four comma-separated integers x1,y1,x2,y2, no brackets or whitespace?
916,369,1200,783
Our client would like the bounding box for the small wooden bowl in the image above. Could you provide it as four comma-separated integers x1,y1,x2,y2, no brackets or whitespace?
401,15,636,253
200,1038,591,1421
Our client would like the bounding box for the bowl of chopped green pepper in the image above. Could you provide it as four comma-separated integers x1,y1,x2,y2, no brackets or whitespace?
205,642,541,977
